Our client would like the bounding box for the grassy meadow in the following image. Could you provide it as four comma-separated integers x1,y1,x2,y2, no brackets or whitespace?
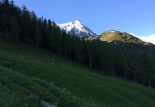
0,42,155,107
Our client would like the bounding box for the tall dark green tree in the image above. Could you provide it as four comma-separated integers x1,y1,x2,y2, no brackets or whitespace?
139,53,155,87
8,16,20,42
0,13,8,32
20,5,32,42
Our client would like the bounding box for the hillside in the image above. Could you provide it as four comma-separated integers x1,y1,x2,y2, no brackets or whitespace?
0,41,155,107
98,30,151,45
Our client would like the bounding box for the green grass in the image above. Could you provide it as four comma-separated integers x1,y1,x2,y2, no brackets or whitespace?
0,42,155,107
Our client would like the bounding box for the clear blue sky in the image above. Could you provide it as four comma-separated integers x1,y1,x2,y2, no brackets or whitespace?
13,0,155,36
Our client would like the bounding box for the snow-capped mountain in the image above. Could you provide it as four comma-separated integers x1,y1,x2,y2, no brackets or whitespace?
139,34,155,45
57,20,97,37
131,33,155,45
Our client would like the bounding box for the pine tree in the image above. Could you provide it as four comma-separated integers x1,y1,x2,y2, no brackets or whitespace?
8,16,20,42
33,26,43,48
20,5,32,42
3,0,9,4
0,13,8,32
10,0,14,6
139,53,155,87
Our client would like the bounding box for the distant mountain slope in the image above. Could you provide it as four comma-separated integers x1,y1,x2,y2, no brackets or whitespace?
98,30,151,45
58,20,97,37
138,34,155,45
58,20,155,45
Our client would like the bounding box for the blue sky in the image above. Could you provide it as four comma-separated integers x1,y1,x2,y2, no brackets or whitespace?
13,0,155,36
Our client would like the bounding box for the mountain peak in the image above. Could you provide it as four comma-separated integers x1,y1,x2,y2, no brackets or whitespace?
58,20,97,37
74,19,81,23
98,30,146,44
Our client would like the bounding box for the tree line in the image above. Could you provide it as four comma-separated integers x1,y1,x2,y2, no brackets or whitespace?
0,0,155,87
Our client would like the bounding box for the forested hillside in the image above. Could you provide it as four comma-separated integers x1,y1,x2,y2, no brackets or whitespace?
0,0,155,87
1,40,155,107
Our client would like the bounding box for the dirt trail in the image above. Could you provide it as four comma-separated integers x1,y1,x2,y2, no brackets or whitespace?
41,100,57,107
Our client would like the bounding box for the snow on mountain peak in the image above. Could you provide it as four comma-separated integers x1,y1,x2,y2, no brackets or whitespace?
73,19,81,23
58,20,96,37
130,33,155,45
139,34,155,45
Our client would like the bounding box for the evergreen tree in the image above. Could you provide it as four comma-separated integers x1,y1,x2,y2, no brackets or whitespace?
0,13,8,32
8,16,20,42
10,0,14,6
20,5,32,42
139,53,155,87
3,0,9,4
33,26,43,48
